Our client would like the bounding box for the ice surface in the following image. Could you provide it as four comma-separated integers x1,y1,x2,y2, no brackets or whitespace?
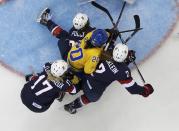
0,0,178,74
0,0,179,131
0,15,179,131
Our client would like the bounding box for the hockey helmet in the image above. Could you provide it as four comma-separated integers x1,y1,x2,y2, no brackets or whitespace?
73,13,88,30
113,43,128,62
90,29,108,47
50,60,68,77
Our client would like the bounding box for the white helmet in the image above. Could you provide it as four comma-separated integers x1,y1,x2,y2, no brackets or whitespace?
113,43,128,62
50,60,68,77
73,13,88,30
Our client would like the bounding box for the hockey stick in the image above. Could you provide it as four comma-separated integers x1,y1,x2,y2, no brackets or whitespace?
114,1,127,43
118,15,141,43
117,15,145,84
91,1,127,28
104,2,127,50
119,15,142,44
78,0,96,6
91,1,145,84
91,1,142,45
125,15,141,43
91,1,142,44
115,2,126,29
119,28,142,33
91,1,115,26
133,61,146,84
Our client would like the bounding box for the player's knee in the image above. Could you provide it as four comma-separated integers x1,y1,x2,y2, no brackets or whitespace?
51,26,63,36
86,95,100,103
80,95,91,105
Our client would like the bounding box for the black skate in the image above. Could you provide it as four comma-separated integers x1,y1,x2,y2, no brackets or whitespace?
37,8,51,26
56,92,66,102
64,103,77,114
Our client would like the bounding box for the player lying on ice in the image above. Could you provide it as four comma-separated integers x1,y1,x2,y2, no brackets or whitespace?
37,8,121,76
21,44,153,114
37,8,95,60
21,60,81,113
67,28,109,75
63,43,154,114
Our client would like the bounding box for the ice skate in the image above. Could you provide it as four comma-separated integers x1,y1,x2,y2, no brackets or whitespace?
56,92,65,102
37,8,51,26
64,103,77,114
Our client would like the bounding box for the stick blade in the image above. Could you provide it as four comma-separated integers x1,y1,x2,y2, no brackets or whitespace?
91,1,106,11
134,15,140,28
91,1,114,25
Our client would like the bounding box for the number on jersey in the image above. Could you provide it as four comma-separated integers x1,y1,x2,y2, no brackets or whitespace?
70,48,83,61
31,75,53,96
95,63,106,73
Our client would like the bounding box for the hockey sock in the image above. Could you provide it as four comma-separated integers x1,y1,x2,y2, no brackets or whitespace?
47,20,63,36
72,95,91,109
65,85,77,94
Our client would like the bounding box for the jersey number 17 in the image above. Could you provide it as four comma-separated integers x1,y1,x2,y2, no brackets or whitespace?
31,75,53,96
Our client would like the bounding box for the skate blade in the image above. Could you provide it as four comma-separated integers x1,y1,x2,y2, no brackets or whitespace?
36,7,49,23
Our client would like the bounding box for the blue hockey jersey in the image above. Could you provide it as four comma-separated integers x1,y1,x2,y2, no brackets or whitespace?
83,60,144,102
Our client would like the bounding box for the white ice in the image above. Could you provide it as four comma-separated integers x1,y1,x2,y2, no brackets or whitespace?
0,21,179,131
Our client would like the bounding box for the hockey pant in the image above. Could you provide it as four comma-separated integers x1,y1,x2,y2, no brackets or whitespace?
67,80,106,109
82,79,106,102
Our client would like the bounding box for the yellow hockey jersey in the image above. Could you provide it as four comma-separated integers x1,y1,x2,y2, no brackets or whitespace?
67,31,103,74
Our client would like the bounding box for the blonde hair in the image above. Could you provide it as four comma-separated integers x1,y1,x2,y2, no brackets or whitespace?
46,70,64,82
100,50,113,61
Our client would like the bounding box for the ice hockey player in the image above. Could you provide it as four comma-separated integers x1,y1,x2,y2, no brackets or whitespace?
64,43,154,114
21,60,80,113
67,29,109,75
37,8,95,60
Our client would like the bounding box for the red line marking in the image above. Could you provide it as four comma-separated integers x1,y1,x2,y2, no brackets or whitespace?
137,11,179,67
0,60,24,77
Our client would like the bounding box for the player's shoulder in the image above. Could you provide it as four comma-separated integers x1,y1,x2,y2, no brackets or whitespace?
86,47,102,58
115,62,130,71
69,27,76,33
105,60,130,73
84,31,93,39
115,62,131,78
52,78,72,89
69,26,95,33
85,26,96,32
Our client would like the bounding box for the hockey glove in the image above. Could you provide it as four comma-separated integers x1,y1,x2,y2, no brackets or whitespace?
106,28,119,42
25,74,38,81
65,72,81,85
124,50,136,65
71,75,81,85
140,84,154,97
